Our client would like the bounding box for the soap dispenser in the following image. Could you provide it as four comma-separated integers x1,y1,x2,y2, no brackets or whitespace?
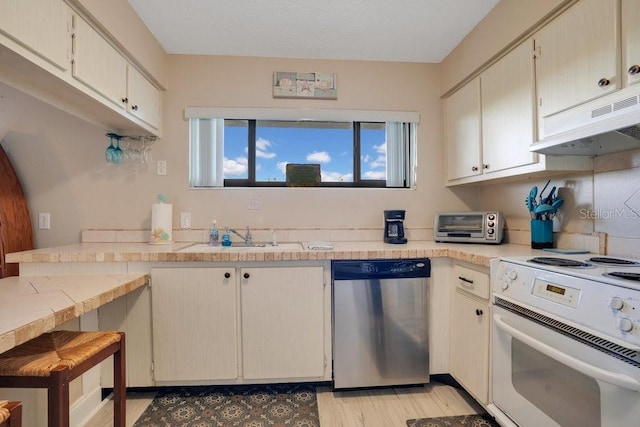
221,227,232,247
209,219,219,246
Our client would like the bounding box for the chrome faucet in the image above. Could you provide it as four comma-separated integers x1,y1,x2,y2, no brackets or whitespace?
228,226,252,245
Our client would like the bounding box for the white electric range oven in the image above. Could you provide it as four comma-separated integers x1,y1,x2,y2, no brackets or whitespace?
488,255,640,427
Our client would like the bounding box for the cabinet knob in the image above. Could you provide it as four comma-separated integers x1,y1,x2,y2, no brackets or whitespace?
224,272,231,279
475,309,484,316
131,105,139,111
472,166,479,172
243,272,250,279
629,65,640,76
597,78,610,87
482,164,489,169
121,97,128,104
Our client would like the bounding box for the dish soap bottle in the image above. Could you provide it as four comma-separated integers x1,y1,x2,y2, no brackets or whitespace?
221,227,232,247
209,219,219,246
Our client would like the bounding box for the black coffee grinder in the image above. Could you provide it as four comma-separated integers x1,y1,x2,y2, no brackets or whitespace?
383,210,408,244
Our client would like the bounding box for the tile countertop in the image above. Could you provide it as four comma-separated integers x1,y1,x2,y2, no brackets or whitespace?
0,274,149,353
1,241,548,353
6,241,548,267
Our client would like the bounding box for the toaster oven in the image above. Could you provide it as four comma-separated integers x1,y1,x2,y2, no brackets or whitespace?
434,211,504,244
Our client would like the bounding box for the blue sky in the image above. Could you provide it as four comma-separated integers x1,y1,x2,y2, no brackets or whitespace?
223,123,387,182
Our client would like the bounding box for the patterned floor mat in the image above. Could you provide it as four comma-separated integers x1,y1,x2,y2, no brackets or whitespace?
407,413,500,427
133,384,319,427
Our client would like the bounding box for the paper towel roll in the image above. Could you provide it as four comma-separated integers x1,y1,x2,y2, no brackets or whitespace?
150,203,172,244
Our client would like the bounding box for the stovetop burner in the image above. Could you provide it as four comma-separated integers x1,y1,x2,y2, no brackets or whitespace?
589,257,640,266
529,257,593,268
604,272,640,282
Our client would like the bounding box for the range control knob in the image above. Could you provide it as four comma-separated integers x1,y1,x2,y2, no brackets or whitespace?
618,318,634,333
609,297,624,311
501,280,509,291
508,270,518,281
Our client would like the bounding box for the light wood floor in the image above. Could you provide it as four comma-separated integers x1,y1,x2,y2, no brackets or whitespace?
85,381,484,427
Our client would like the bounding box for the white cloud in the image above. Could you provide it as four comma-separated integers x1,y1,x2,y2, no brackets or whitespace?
276,161,289,175
322,171,353,182
363,170,386,180
367,142,386,169
223,156,247,176
307,151,331,163
256,137,277,159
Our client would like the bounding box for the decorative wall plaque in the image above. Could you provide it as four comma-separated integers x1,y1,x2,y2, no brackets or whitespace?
273,72,337,99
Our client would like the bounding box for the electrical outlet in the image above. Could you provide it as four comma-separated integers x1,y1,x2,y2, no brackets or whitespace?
157,160,167,176
180,212,191,229
247,198,263,210
38,213,50,230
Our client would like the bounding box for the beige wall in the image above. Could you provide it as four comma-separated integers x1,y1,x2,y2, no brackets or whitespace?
2,0,637,256
0,54,477,248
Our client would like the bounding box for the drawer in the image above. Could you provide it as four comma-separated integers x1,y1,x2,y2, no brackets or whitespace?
453,264,489,300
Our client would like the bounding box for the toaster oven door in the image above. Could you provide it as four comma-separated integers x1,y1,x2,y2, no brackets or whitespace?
437,214,484,237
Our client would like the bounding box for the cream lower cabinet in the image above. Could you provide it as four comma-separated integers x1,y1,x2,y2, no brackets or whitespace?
240,266,326,380
150,264,329,384
151,267,238,382
449,263,490,405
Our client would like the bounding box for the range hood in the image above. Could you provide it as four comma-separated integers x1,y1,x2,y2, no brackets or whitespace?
531,84,640,156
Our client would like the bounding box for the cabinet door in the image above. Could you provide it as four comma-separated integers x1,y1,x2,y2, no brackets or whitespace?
72,15,127,109
450,290,489,405
0,0,72,71
445,78,481,180
127,65,161,130
151,268,238,382
481,40,537,174
240,266,325,380
623,0,640,87
535,0,618,118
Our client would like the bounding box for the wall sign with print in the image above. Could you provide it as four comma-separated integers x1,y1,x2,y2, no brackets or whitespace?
273,72,337,99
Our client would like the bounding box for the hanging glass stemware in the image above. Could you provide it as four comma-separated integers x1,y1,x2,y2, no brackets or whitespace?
105,133,117,163
112,135,124,164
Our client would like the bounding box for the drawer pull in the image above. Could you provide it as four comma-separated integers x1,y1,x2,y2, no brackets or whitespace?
458,276,474,284
224,272,231,278
475,309,484,316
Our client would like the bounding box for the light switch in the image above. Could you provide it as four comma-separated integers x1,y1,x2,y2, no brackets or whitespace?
38,213,50,230
180,212,191,229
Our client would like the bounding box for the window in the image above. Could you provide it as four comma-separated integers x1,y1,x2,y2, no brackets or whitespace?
187,108,418,188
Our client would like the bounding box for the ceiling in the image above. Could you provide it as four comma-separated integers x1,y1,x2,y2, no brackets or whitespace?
127,0,500,63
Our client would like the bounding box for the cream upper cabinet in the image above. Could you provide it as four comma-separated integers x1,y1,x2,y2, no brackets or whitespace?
0,0,72,71
127,65,162,130
151,268,238,382
622,0,640,87
445,77,481,181
534,0,618,119
72,15,128,109
240,266,327,380
449,263,490,405
481,40,536,174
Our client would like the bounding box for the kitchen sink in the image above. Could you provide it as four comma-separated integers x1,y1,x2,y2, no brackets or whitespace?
177,242,305,253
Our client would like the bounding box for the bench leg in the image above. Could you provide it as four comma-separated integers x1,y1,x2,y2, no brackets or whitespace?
48,366,70,427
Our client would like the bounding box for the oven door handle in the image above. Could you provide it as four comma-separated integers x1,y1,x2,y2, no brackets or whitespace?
494,313,640,392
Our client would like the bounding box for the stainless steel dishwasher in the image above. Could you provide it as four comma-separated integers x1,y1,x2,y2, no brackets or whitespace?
332,258,430,389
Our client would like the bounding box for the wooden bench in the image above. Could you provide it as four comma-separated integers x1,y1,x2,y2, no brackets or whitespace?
0,331,125,427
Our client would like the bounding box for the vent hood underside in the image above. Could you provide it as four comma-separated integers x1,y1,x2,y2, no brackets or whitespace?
531,84,640,156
